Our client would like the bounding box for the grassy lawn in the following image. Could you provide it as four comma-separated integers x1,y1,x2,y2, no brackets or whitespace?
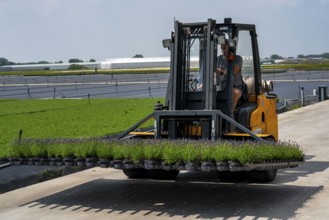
0,63,328,77
262,62,329,72
0,98,162,147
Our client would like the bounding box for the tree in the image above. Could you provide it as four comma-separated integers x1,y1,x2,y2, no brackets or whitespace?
68,64,88,70
0,58,16,66
0,58,9,66
322,53,329,59
7,61,16,65
89,59,96,62
38,61,50,64
69,58,84,63
270,54,283,60
132,54,143,58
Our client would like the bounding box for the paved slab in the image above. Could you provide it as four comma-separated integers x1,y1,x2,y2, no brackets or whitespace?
0,166,60,194
278,100,329,219
1,100,329,220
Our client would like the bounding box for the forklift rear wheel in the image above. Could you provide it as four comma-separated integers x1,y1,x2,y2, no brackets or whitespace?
147,170,180,180
217,171,247,182
247,169,277,183
122,168,148,179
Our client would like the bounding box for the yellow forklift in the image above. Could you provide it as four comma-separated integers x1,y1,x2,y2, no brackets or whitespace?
119,18,280,182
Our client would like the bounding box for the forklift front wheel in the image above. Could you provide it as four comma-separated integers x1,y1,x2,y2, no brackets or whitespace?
217,171,247,182
247,169,277,183
122,168,148,179
147,170,180,180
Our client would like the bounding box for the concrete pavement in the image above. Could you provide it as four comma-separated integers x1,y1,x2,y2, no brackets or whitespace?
0,100,329,219
278,100,329,219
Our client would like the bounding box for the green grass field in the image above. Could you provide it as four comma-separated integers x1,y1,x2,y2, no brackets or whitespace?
261,61,329,71
0,62,328,76
0,98,162,147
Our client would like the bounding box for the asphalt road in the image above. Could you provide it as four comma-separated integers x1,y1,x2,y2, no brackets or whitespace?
1,71,329,99
0,100,329,219
0,74,168,99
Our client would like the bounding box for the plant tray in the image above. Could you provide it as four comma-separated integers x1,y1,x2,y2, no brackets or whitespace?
4,157,305,172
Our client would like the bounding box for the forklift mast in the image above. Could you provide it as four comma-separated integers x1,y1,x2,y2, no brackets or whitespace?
165,18,262,112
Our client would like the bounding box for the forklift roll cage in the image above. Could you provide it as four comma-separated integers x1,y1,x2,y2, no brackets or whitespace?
159,18,263,140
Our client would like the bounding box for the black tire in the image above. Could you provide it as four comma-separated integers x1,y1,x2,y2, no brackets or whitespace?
147,169,180,180
217,171,247,182
247,169,277,183
122,168,148,179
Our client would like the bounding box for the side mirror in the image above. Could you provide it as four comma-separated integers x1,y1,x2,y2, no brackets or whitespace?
228,37,239,48
262,80,274,92
162,39,172,50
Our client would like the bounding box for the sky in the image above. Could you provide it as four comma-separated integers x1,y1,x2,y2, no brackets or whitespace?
1,0,329,63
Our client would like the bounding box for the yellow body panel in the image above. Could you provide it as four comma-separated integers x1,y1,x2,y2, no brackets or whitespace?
223,132,271,138
249,94,278,141
129,131,154,136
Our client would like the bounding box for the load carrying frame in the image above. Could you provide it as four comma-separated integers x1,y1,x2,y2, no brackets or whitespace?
153,110,262,141
117,109,263,142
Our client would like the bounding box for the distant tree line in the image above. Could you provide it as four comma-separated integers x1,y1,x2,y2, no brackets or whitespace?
1,52,328,67
297,53,329,59
68,58,96,63
68,64,89,70
266,53,329,60
270,54,284,60
0,57,96,66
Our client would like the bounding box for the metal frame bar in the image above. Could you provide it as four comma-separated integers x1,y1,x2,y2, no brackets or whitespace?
154,110,263,142
117,112,155,139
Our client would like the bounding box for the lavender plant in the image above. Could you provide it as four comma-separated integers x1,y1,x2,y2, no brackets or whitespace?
95,141,113,160
162,140,183,165
5,142,22,158
199,141,216,161
143,140,163,161
235,143,261,164
213,141,232,162
181,140,200,162
1,138,304,165
112,141,125,160
74,141,96,158
30,143,47,158
60,143,75,158
127,140,145,162
14,142,32,158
